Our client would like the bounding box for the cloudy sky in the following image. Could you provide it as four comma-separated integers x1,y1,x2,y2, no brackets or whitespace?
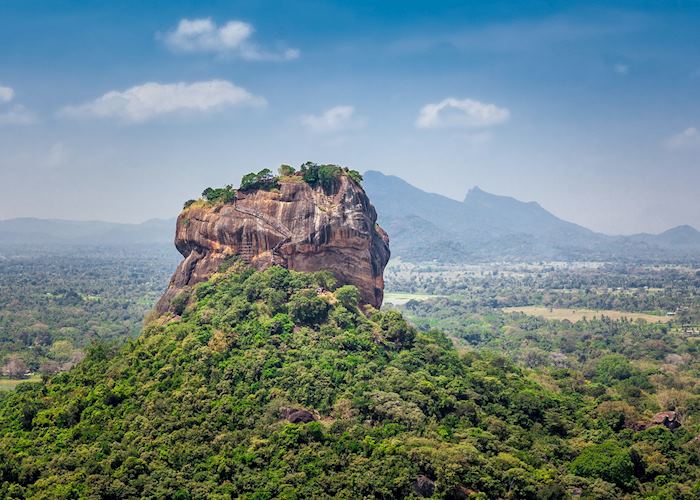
1,0,699,234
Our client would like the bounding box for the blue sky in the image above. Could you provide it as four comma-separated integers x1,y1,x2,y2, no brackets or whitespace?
1,0,699,234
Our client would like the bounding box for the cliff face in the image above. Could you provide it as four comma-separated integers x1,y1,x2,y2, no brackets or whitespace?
156,175,390,313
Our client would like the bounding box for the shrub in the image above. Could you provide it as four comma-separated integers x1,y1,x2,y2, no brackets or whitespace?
171,291,190,316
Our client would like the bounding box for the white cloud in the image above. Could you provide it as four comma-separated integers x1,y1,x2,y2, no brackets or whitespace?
664,127,700,150
0,85,14,103
0,85,37,125
60,80,266,124
614,63,629,75
0,105,36,125
300,105,362,133
161,17,299,61
416,98,510,129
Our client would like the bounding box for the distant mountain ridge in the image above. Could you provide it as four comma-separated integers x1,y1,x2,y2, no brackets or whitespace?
362,170,700,262
0,217,175,246
2,174,699,262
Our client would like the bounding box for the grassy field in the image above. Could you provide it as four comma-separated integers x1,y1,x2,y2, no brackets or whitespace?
0,375,42,391
383,292,442,306
503,306,673,323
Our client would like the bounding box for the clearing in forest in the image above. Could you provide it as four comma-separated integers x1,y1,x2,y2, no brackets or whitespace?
383,292,443,305
503,306,673,323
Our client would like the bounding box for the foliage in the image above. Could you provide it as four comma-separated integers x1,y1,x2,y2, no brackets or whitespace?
570,441,636,488
288,289,330,326
595,354,634,385
0,246,178,379
201,185,236,204
334,285,360,309
2,255,700,497
192,163,364,209
299,162,363,191
278,164,295,176
239,168,279,192
0,263,636,499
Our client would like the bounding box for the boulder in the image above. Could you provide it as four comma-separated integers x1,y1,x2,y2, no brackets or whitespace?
281,407,316,424
412,475,435,497
651,411,681,430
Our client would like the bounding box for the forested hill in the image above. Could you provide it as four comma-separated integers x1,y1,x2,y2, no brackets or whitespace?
1,263,699,498
363,170,700,262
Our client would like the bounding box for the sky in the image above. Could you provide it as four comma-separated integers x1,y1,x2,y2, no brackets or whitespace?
1,0,699,235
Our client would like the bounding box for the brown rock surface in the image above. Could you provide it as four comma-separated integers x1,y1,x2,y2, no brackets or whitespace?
650,410,681,430
281,407,316,424
156,174,390,314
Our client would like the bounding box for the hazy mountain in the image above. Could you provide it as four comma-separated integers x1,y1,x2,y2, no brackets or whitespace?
363,170,700,262
2,174,698,262
0,217,175,246
629,225,700,249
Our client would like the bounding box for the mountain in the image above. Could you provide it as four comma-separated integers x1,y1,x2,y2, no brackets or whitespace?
630,225,700,249
0,262,594,498
0,217,175,246
1,165,697,498
363,170,700,262
2,172,699,262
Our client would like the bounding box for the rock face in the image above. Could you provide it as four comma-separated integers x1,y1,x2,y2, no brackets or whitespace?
156,174,390,314
651,411,681,430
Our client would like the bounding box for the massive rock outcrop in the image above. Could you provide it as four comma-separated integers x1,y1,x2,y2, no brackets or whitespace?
156,174,390,314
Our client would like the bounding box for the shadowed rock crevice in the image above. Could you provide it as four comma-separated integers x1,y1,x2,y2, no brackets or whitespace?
156,173,390,313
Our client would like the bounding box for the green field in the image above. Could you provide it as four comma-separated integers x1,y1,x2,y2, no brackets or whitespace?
0,375,41,391
503,306,673,323
383,291,442,305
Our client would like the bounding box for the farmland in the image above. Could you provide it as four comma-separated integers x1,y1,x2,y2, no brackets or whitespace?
502,305,673,323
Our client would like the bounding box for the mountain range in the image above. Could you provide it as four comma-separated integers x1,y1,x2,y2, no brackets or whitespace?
2,171,699,262
362,170,700,262
0,217,174,246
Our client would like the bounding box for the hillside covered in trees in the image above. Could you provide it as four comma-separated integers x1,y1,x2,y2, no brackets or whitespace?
2,263,700,498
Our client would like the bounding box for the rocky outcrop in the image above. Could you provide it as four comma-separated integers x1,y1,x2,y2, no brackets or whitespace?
156,174,390,314
281,407,316,424
650,411,681,430
412,475,436,497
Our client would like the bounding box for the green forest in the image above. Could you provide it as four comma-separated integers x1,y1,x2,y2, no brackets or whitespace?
0,246,177,379
2,262,700,498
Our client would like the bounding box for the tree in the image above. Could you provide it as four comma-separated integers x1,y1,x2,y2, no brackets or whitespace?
595,354,633,385
239,169,279,191
3,354,28,378
202,185,236,204
288,290,330,326
335,285,360,309
378,310,416,349
570,441,635,488
278,164,295,176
